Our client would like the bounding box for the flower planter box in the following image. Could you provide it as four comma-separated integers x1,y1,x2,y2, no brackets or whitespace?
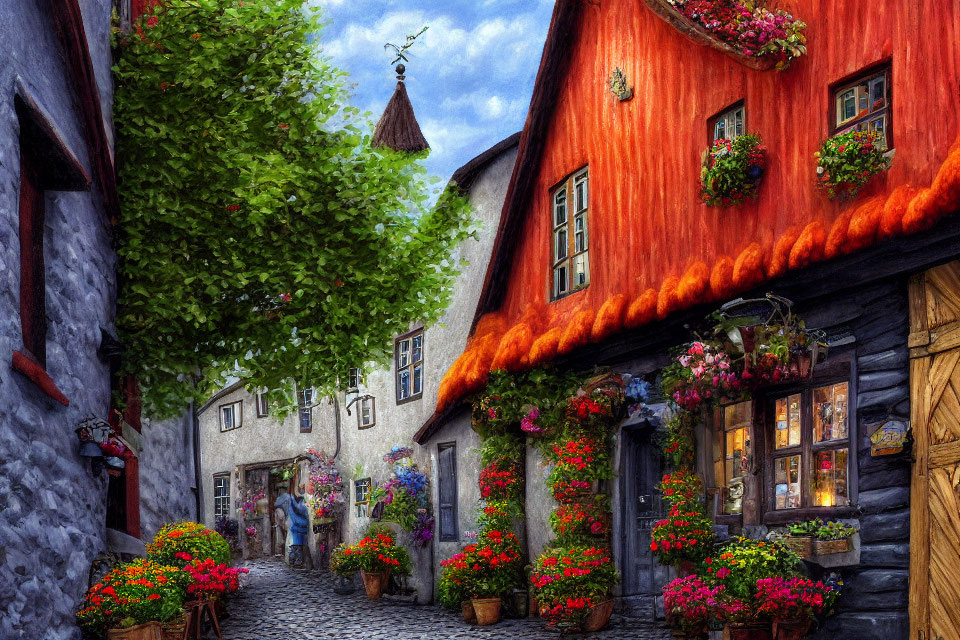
472,597,502,626
780,536,814,558
814,537,853,555
160,612,187,640
107,622,162,640
728,622,772,640
772,618,811,640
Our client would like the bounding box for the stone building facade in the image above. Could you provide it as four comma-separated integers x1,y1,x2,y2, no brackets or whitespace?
0,3,196,638
195,134,519,601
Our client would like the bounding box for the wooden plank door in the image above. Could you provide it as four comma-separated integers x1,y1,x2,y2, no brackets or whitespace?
909,260,960,640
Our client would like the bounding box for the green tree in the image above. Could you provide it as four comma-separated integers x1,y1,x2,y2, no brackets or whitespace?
112,1,473,416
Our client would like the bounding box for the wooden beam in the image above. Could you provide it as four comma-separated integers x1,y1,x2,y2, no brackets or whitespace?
929,441,960,469
909,271,931,640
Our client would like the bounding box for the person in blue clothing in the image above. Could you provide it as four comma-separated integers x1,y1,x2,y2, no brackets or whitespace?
287,484,311,568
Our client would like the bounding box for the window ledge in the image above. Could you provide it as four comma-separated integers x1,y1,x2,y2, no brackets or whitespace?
12,350,69,406
396,393,423,406
762,506,858,526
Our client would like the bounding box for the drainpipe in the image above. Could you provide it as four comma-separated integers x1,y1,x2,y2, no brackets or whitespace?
332,396,342,460
191,400,203,520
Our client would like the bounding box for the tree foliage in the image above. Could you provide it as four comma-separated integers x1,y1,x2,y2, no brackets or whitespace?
112,1,473,416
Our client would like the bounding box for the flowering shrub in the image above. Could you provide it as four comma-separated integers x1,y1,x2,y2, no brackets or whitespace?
438,547,480,607
705,537,801,601
650,505,714,566
660,411,696,468
439,528,525,604
550,437,610,480
665,0,807,69
76,559,190,632
756,577,838,620
330,533,412,576
479,458,522,501
306,449,344,521
478,500,512,532
662,341,742,410
662,574,723,634
816,130,891,199
379,460,432,541
383,446,414,464
531,546,619,626
658,469,704,507
146,522,230,568
520,406,544,434
550,501,610,543
183,558,248,600
701,134,765,206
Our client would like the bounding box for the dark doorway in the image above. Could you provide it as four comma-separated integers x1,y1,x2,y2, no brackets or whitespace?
619,423,669,614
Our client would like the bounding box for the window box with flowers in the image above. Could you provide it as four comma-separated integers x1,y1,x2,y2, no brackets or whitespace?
815,130,892,199
700,134,766,207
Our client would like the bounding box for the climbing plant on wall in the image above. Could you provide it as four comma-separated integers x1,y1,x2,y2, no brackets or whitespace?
112,2,473,416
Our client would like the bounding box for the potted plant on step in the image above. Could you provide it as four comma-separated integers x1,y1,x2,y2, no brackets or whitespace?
77,559,191,640
331,532,411,599
756,577,838,640
469,529,525,626
530,545,619,633
662,575,722,640
718,594,770,640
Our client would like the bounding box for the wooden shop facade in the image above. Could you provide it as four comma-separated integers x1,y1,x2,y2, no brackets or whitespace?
418,1,960,638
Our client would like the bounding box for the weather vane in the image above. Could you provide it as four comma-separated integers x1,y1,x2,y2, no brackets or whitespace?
384,26,428,80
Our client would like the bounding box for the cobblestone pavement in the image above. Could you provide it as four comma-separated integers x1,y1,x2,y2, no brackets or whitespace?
219,559,670,640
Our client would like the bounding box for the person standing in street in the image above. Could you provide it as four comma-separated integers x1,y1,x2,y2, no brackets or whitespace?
287,485,311,568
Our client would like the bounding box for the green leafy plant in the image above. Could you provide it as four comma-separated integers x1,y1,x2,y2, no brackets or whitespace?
814,521,856,541
815,130,891,199
146,522,230,568
660,412,697,469
786,518,824,537
700,134,765,206
111,2,474,416
704,537,802,601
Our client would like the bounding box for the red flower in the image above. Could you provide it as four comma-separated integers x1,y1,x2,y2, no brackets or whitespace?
145,16,158,27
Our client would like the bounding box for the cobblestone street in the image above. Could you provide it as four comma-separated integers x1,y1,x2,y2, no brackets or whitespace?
220,560,670,640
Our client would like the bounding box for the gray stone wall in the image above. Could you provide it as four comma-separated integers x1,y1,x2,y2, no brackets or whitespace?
139,411,197,541
0,4,195,638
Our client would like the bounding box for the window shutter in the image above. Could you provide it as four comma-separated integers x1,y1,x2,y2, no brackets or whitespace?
438,443,458,541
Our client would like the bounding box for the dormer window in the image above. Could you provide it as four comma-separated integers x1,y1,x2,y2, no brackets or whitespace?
551,168,589,300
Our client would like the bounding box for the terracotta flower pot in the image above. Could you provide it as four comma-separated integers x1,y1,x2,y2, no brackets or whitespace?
583,599,614,632
728,622,773,640
360,569,386,599
461,599,477,623
471,597,502,626
107,622,162,640
772,618,811,640
529,595,538,618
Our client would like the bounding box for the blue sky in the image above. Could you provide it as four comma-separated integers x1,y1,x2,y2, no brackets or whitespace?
312,0,555,182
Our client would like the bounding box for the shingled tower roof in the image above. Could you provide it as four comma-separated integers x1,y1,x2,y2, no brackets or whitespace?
372,66,429,153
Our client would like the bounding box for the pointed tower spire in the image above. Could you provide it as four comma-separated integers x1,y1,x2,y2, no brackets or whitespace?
372,64,430,153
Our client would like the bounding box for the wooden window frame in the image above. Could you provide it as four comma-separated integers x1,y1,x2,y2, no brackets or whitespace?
219,401,242,432
437,442,459,541
298,386,314,433
709,100,745,145
348,368,362,391
358,396,376,429
354,477,372,517
395,328,424,405
829,62,893,150
255,391,269,418
550,168,590,302
759,358,858,525
213,473,231,519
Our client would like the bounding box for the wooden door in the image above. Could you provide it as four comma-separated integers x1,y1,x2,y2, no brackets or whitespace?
909,260,960,640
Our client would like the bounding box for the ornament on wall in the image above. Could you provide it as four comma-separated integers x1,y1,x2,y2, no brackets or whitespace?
607,67,634,102
869,419,910,456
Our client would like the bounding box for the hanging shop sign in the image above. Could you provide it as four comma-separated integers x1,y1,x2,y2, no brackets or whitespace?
869,419,909,456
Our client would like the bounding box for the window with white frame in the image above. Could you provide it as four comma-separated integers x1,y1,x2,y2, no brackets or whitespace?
712,102,745,142
355,478,372,517
255,390,269,418
213,474,230,518
395,330,423,403
219,401,242,432
358,396,376,429
298,386,314,433
551,169,589,300
833,66,891,148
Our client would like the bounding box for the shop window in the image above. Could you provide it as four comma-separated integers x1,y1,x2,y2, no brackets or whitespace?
719,401,752,515
766,379,853,514
551,168,589,300
358,396,376,429
832,65,892,149
711,102,745,143
355,478,371,517
213,474,231,518
255,390,269,418
298,386,314,432
438,442,459,541
219,401,242,432
395,329,423,403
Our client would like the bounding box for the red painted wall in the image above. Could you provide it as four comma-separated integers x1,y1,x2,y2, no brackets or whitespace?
438,0,960,408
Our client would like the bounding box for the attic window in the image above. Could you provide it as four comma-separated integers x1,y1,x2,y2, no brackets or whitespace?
831,65,892,149
551,168,590,301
